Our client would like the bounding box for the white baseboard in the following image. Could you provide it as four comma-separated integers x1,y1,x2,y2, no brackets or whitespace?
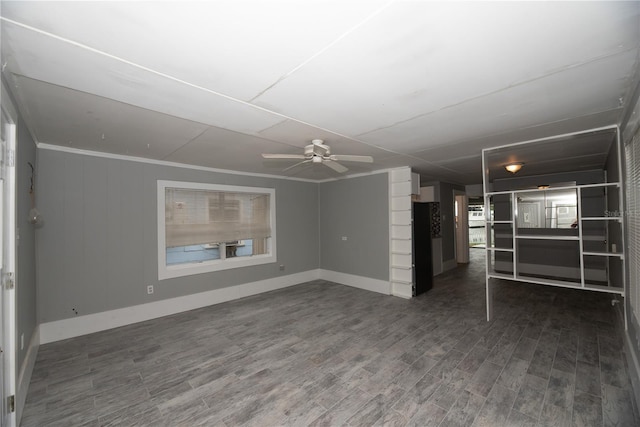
39,269,395,344
40,270,320,344
17,326,39,426
319,269,391,295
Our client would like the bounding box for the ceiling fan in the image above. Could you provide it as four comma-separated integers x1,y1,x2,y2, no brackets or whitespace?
262,139,373,173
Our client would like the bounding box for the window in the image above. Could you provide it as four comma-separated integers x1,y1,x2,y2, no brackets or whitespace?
626,129,640,325
158,180,276,280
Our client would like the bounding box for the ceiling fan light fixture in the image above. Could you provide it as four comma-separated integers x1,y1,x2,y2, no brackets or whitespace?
505,162,524,173
262,139,373,173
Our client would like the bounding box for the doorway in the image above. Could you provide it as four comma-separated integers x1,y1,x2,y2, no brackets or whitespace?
468,196,486,248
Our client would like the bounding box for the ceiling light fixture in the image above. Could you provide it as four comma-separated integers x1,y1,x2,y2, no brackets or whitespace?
504,162,524,174
537,185,549,190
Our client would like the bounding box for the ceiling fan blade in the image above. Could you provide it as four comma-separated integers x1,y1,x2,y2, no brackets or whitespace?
329,154,374,163
282,160,311,172
262,153,307,160
323,160,348,173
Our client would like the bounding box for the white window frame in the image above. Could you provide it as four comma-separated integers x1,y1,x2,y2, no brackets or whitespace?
157,180,276,280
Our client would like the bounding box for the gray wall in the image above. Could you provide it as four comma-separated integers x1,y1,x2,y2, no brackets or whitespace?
36,149,320,323
319,173,389,280
417,180,464,267
438,181,465,264
465,184,483,198
16,114,37,374
606,135,621,185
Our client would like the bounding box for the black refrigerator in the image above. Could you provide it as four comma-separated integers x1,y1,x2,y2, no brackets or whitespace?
413,202,435,296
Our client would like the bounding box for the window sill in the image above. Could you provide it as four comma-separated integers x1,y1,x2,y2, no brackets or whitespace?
159,253,276,280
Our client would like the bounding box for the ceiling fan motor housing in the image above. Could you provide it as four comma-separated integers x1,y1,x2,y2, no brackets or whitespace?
305,139,330,158
263,138,372,173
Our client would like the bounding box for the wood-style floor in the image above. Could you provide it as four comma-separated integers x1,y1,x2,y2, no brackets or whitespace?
21,250,638,426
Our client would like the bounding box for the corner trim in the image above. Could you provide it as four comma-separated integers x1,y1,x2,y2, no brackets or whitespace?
37,143,395,184
319,269,391,295
37,143,318,183
39,270,320,344
391,282,413,299
17,327,39,426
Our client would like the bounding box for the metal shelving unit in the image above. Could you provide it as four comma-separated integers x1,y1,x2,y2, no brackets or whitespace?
482,126,626,326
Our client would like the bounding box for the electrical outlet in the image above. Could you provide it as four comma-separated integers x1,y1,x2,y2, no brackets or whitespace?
147,285,154,294
279,265,285,271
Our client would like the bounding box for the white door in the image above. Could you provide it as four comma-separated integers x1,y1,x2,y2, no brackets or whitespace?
1,88,18,427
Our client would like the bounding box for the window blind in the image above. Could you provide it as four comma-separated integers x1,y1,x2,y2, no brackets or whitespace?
626,128,640,322
165,188,270,247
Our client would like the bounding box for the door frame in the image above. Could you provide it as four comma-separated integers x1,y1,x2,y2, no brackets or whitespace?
1,81,18,427
454,190,469,264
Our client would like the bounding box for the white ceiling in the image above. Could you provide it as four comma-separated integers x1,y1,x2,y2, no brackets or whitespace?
1,1,639,184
